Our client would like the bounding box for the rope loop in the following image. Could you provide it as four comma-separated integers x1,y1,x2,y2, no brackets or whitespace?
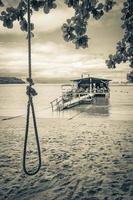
23,95,41,176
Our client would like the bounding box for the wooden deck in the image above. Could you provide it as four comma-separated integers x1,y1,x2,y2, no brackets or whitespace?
50,93,94,111
50,88,111,111
63,94,93,109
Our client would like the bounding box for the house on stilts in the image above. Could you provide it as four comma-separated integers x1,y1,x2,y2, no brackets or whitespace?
50,75,111,111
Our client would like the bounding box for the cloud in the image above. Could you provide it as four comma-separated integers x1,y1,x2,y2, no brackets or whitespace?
0,0,128,80
32,8,73,33
0,40,109,78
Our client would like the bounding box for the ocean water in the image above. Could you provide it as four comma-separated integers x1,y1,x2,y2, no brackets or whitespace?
0,84,133,200
0,84,133,120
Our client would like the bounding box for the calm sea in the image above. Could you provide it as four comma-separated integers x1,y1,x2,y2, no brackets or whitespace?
0,84,133,120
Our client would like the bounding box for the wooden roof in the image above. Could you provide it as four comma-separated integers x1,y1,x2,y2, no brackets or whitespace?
71,77,112,82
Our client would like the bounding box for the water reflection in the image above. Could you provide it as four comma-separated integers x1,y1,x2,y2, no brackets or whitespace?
58,96,110,118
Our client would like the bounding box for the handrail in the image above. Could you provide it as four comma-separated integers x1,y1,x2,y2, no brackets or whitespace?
50,95,63,104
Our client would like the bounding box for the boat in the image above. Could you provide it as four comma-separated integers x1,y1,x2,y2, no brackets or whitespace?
50,75,111,111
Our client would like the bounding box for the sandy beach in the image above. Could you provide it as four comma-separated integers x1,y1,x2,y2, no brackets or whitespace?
0,0,133,199
0,116,133,200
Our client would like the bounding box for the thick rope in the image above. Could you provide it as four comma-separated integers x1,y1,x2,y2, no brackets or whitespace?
23,0,41,176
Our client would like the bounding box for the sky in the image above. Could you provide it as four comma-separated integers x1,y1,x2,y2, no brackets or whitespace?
0,0,131,82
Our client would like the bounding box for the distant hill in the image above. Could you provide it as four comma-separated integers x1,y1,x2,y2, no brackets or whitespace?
0,77,25,84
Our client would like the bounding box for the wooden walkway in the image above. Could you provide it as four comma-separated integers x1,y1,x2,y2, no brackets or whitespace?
50,93,94,111
63,94,93,109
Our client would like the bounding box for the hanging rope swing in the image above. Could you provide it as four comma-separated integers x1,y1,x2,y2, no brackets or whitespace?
23,0,41,176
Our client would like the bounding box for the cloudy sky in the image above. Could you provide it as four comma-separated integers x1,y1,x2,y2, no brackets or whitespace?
0,0,130,81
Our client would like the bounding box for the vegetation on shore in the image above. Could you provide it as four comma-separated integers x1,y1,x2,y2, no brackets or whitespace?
0,77,25,84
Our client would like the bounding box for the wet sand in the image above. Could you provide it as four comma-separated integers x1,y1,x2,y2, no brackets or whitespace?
0,117,133,200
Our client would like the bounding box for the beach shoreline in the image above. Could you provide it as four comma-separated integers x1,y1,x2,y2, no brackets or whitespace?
0,117,133,200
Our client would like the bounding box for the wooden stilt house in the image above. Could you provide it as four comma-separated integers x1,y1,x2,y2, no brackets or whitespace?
51,75,111,111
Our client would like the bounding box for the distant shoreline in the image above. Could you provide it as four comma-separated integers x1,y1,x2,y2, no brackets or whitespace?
110,82,133,86
0,79,133,86
0,83,133,86
0,77,25,84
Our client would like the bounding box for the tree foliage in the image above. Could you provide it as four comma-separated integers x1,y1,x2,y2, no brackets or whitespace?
0,0,132,68
106,0,133,69
0,0,116,48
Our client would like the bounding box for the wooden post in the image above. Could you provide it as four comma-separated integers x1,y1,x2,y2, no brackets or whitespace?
62,96,64,109
92,79,94,93
90,77,92,93
51,102,53,112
